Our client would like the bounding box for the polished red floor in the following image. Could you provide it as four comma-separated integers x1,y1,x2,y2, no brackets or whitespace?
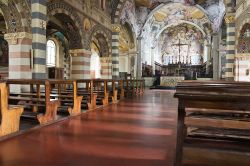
0,90,177,166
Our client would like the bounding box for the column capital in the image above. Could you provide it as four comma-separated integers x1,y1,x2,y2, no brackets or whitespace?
225,14,235,24
69,49,92,57
111,24,121,33
4,32,32,45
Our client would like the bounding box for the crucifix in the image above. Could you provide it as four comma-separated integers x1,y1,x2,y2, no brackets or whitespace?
172,39,189,76
172,39,189,65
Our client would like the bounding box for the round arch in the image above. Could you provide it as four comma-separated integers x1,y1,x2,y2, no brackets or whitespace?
89,25,111,56
155,20,207,42
47,1,84,49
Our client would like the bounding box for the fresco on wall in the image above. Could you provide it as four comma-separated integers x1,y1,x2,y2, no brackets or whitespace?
134,0,225,32
159,23,203,66
0,37,8,67
120,0,138,36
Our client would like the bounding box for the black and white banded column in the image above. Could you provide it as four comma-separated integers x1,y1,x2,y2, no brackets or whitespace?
225,14,235,81
111,24,120,79
31,0,47,79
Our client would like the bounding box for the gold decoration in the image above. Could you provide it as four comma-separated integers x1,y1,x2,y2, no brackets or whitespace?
225,15,235,24
154,11,167,22
134,0,151,7
83,18,91,32
112,24,121,33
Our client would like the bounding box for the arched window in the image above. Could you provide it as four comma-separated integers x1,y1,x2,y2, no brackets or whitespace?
46,40,56,66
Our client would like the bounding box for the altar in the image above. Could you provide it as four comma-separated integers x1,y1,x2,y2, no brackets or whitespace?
160,76,185,88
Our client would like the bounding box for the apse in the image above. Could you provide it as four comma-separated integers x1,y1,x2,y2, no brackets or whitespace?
159,23,204,66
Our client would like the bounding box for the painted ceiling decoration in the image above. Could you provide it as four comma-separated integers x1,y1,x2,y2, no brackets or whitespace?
123,0,225,36
119,25,135,53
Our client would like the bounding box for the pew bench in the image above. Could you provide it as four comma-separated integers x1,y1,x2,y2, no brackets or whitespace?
174,81,250,166
48,80,83,116
7,79,62,125
0,83,24,136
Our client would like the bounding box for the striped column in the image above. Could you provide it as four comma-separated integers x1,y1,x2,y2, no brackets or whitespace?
100,57,112,79
31,0,47,79
64,55,70,79
111,24,120,79
225,1,236,81
4,32,33,92
70,49,91,79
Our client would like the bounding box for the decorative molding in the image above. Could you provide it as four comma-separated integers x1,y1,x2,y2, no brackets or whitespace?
69,49,92,56
225,14,235,24
112,24,121,33
4,32,32,45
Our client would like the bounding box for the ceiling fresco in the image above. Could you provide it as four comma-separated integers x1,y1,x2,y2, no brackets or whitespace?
133,0,225,33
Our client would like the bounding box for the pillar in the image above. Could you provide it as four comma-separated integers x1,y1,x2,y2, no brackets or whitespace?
212,33,220,80
64,55,70,79
204,41,212,75
31,0,47,79
136,37,143,79
111,24,120,79
70,49,91,79
151,47,155,76
100,57,112,79
4,32,33,92
225,3,236,81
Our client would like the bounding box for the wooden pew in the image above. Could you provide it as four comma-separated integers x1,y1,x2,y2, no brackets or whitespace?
124,79,145,97
106,79,119,103
48,79,83,116
93,79,110,106
174,81,250,166
118,79,125,100
0,83,23,136
6,79,60,125
76,79,97,110
124,79,134,97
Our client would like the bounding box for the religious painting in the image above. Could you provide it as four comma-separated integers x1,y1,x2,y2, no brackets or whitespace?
83,18,91,32
238,23,250,53
0,37,8,67
160,23,203,66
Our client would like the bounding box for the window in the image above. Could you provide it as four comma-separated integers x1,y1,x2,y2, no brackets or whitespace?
46,40,56,66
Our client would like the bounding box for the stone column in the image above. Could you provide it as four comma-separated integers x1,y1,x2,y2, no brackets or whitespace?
212,33,220,80
70,49,91,79
100,57,112,79
5,32,33,92
151,47,155,76
204,41,212,75
111,24,120,79
136,37,143,79
225,14,236,81
64,55,70,79
31,0,47,79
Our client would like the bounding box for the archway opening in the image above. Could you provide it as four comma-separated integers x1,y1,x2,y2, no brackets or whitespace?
47,12,81,79
90,42,101,79
0,13,8,79
235,23,250,82
90,31,111,79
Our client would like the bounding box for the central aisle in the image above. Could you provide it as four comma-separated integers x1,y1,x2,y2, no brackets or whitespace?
0,90,178,166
